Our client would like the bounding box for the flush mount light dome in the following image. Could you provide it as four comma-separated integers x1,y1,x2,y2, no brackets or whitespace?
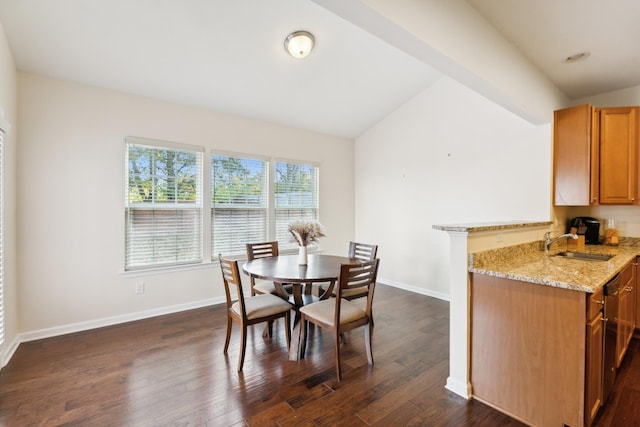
564,51,590,63
284,31,315,59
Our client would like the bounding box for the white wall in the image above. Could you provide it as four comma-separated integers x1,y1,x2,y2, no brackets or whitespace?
575,84,640,107
16,72,354,336
0,18,18,364
355,76,552,298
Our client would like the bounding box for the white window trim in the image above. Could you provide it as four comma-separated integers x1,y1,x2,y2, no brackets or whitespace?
272,157,321,252
211,150,270,257
122,142,321,273
211,152,321,258
124,137,205,271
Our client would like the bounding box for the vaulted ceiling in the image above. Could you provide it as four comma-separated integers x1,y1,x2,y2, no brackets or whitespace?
1,0,638,138
467,0,640,100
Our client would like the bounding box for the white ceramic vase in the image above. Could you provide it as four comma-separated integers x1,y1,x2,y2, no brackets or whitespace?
297,245,308,265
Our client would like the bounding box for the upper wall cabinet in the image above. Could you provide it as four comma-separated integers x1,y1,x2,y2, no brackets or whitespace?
554,104,599,206
553,104,639,206
599,107,638,204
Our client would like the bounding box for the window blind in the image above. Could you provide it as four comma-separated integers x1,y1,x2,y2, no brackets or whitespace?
212,154,268,257
274,161,319,249
125,139,203,270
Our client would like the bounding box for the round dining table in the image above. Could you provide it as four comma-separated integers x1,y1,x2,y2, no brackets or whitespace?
243,253,357,360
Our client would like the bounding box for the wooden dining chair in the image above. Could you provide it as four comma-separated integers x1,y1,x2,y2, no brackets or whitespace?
299,259,380,381
245,241,288,296
219,255,292,371
320,241,378,299
246,241,298,301
341,241,378,301
349,241,378,262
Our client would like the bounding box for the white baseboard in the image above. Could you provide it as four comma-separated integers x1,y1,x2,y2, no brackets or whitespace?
445,376,472,399
1,296,225,369
2,281,448,370
378,276,450,302
0,335,21,368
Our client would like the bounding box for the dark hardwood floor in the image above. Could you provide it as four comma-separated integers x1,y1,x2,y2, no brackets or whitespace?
593,337,640,427
0,284,636,426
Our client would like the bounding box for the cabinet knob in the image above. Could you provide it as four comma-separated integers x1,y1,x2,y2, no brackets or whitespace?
626,287,633,292
594,300,604,306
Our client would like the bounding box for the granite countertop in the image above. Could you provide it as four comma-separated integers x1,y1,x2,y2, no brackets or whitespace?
469,240,640,293
433,220,552,233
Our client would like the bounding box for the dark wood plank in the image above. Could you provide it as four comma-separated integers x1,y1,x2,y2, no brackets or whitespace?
0,283,585,426
593,337,640,427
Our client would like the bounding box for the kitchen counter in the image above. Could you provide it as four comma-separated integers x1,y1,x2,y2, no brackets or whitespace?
469,236,640,426
469,239,640,293
433,219,551,233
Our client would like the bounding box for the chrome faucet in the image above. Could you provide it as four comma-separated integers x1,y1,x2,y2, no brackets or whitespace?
544,231,579,255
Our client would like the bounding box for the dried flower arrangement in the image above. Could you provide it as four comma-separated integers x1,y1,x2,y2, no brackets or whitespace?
288,220,326,247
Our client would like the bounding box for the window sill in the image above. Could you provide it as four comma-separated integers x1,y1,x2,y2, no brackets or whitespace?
121,261,218,278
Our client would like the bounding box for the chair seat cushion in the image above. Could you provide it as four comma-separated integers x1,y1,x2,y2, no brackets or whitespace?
341,286,368,298
253,280,277,295
299,298,366,326
254,280,293,296
232,294,292,320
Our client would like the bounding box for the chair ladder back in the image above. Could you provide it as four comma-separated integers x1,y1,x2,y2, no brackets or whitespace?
343,262,376,289
218,255,247,316
246,241,279,260
245,242,280,296
336,259,379,308
348,241,378,262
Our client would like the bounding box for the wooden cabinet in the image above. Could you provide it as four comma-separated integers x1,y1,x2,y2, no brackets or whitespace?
617,260,636,367
471,273,589,427
553,104,640,206
636,257,640,331
599,107,638,204
585,287,604,427
554,104,599,206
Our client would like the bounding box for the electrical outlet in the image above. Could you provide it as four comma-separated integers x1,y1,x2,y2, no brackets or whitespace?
496,233,504,243
135,282,145,294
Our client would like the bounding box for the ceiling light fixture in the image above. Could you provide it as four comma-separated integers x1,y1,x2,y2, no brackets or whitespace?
284,31,315,59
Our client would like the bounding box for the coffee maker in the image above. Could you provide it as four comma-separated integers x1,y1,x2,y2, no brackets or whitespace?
568,217,600,245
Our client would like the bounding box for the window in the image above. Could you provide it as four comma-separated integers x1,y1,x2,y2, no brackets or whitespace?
125,141,319,268
274,161,319,250
0,130,4,345
211,155,319,257
211,154,268,256
125,138,203,270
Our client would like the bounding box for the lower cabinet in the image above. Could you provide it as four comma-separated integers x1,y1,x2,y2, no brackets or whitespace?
617,260,636,367
633,257,640,333
585,287,604,427
471,273,590,427
471,263,637,427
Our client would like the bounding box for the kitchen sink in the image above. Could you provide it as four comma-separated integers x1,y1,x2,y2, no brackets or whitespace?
553,251,615,261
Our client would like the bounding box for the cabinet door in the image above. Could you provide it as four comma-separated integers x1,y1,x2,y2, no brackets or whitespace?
586,311,604,427
627,261,636,339
623,284,635,349
554,104,599,206
599,107,639,204
636,257,640,330
623,265,635,349
617,287,629,368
